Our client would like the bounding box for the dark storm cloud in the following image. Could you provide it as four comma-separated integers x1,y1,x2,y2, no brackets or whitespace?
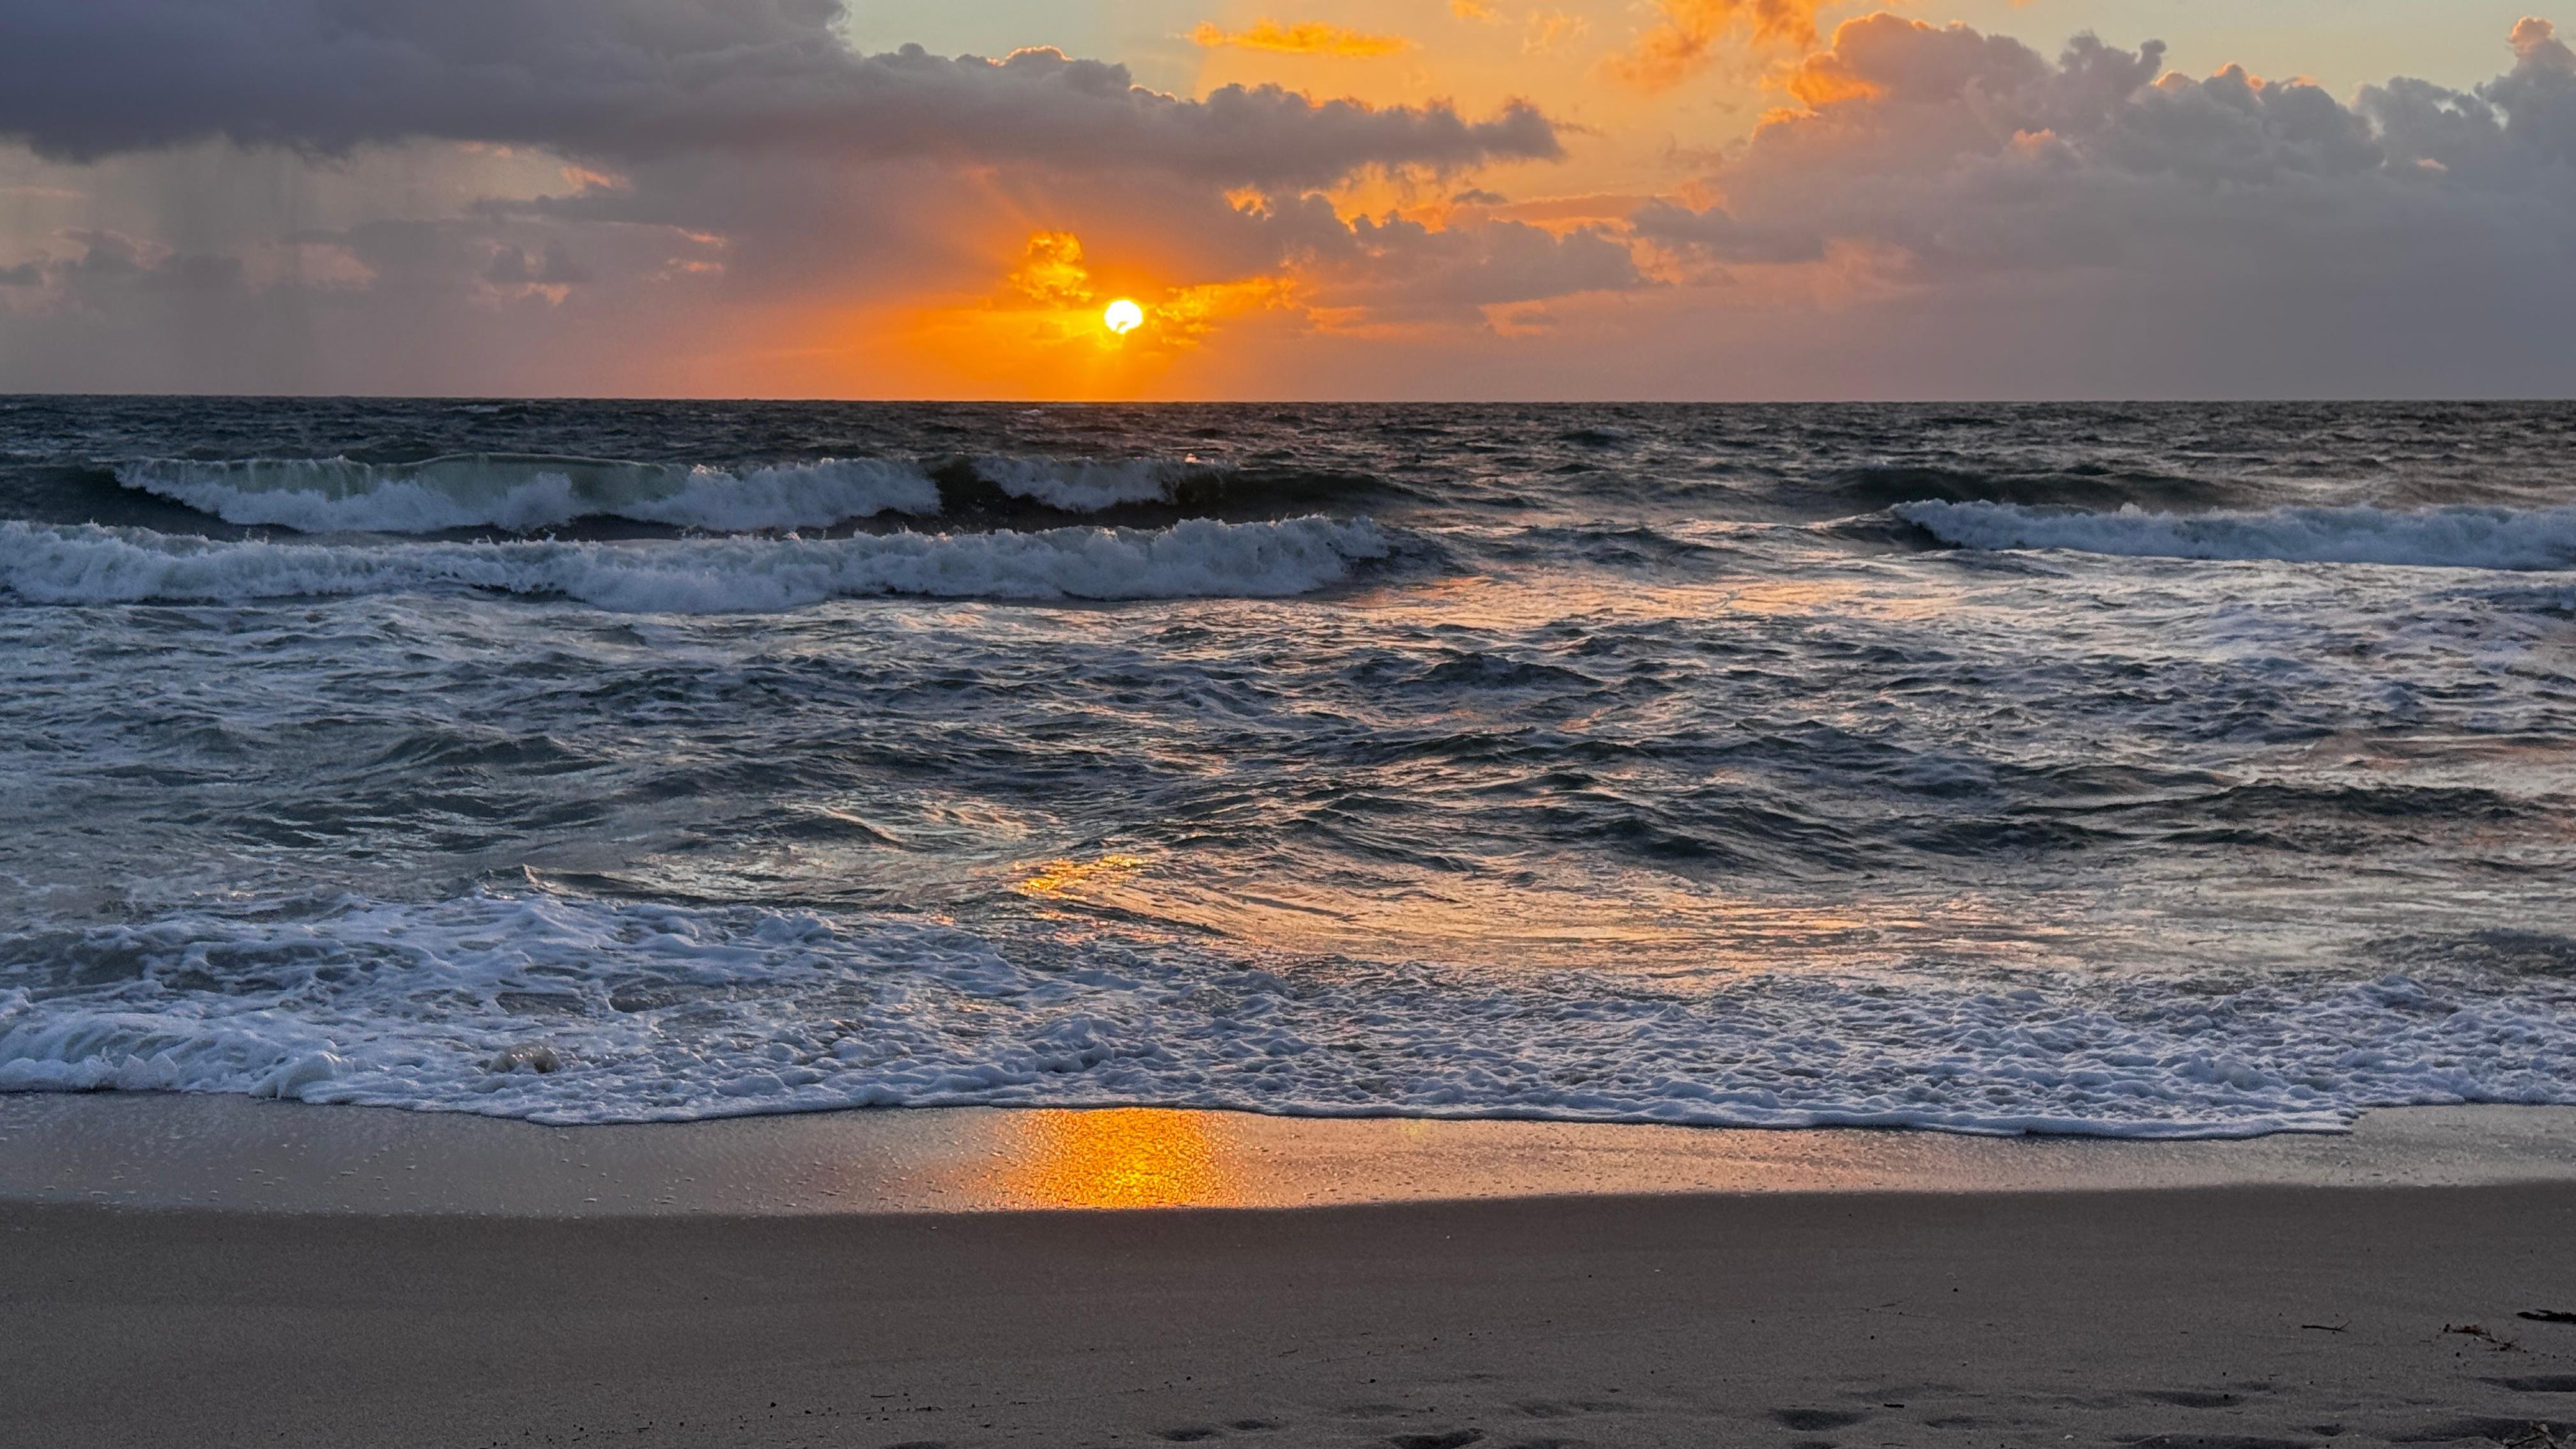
0,0,1561,185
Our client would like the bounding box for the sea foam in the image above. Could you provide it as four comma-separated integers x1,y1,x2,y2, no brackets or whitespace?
113,453,1238,534
116,455,945,534
3,891,2572,1133
972,456,1207,512
1896,500,2576,571
0,516,1391,611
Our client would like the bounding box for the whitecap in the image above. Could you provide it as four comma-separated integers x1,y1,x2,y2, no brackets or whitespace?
0,516,1393,612
970,456,1213,512
114,454,944,534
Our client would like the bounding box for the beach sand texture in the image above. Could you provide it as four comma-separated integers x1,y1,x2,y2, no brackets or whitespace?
6,1101,2576,1448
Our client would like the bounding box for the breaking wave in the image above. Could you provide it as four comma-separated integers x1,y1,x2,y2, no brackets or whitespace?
970,456,1208,512
3,891,2571,1133
0,516,1392,612
1897,500,2576,571
107,453,1329,535
116,454,946,534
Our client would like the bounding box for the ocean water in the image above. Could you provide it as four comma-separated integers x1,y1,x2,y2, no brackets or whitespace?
3,397,2573,1135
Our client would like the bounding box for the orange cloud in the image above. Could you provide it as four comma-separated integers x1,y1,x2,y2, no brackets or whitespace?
1153,275,1300,346
1613,0,1824,89
1008,231,1094,308
1190,19,1412,57
1782,45,1883,107
1490,192,1660,226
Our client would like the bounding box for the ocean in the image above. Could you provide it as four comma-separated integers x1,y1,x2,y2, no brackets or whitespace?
1,396,2571,1135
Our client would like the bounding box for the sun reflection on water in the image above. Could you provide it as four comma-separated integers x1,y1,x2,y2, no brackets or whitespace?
1014,853,1147,897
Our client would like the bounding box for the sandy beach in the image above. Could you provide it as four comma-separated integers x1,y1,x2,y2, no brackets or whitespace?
6,1100,2576,1448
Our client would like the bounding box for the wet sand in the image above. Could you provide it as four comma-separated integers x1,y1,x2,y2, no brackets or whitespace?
5,1100,2576,1447
7,1094,2576,1214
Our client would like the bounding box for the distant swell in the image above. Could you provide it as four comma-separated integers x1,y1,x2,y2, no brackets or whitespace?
1830,464,2242,514
0,516,1392,612
1897,500,2576,572
116,455,946,534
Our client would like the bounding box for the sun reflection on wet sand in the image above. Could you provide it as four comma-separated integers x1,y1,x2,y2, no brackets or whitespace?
996,1107,1237,1208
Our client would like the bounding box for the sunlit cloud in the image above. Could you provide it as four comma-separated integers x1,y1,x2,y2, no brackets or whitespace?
1611,0,1826,90
1008,231,1097,309
1190,19,1412,59
1491,193,1661,226
556,164,627,194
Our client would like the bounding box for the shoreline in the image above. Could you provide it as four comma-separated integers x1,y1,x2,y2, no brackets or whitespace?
5,1092,2575,1215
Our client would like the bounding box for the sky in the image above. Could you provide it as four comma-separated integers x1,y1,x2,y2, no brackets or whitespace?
0,0,2570,400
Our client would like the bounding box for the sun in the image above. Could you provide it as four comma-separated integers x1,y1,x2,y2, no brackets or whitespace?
1102,298,1145,335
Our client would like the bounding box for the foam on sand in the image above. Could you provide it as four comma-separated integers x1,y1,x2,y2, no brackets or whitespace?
115,454,946,533
0,515,1391,611
3,891,2570,1134
1896,500,2576,571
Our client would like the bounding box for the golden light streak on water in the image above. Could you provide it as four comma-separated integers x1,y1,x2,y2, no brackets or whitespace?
1015,853,1148,896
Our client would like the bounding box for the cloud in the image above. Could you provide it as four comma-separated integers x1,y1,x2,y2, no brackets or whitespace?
1263,197,1651,323
1190,20,1411,58
1491,192,1660,224
1646,13,2576,279
0,1,1554,186
2361,16,2576,179
12,3,2575,397
484,240,593,288
1626,200,1823,263
1004,231,1101,309
1613,0,1824,90
1,228,249,306
1586,13,2576,396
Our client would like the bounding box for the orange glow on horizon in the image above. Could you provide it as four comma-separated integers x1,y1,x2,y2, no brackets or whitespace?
898,229,1296,398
